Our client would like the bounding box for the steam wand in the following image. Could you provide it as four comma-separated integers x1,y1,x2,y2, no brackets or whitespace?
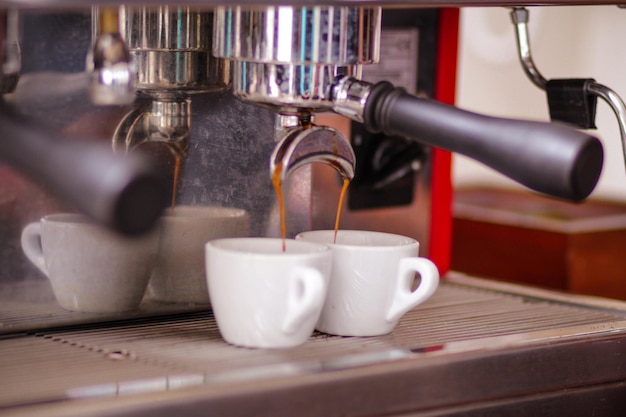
510,7,626,177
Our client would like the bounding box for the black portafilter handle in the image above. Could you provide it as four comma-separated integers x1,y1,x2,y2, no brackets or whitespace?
0,109,167,235
362,81,604,202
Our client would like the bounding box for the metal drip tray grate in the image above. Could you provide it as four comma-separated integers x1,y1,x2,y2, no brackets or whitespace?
0,280,206,334
2,274,626,416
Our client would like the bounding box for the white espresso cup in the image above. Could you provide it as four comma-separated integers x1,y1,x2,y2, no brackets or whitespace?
205,238,332,348
147,205,250,305
21,213,159,313
296,230,439,336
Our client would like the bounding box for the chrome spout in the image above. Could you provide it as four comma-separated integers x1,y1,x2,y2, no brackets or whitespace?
87,8,135,106
270,119,356,183
332,76,602,202
113,97,190,160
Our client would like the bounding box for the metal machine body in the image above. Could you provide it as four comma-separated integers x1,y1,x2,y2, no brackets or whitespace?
0,1,625,416
0,4,441,308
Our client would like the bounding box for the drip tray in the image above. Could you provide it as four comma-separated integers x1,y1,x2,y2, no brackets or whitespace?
2,273,626,417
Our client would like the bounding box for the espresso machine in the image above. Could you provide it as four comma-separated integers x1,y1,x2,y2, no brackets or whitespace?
1,2,626,416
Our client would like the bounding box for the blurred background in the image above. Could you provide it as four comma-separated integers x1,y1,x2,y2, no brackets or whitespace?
455,5,626,202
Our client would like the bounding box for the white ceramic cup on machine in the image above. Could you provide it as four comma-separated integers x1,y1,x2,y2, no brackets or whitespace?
21,213,159,313
296,230,439,336
205,238,332,348
147,205,250,305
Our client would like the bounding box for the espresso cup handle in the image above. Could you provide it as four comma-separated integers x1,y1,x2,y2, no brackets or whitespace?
386,257,439,323
282,266,325,335
20,222,49,277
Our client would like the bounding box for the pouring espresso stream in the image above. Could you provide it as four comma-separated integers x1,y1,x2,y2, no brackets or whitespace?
271,124,356,249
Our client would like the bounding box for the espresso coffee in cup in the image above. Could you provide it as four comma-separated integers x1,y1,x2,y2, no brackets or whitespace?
21,213,159,313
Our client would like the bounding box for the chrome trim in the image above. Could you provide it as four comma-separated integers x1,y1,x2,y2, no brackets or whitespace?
117,6,230,94
213,6,380,65
232,61,355,110
113,97,190,159
330,75,373,123
1,1,625,9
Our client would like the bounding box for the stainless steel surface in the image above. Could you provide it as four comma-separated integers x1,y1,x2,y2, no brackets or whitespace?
2,274,626,416
1,1,626,9
270,124,355,182
331,76,373,122
214,5,378,112
87,8,134,105
0,279,208,333
87,31,134,105
213,6,380,65
121,7,210,50
118,7,230,95
232,61,356,111
113,98,191,158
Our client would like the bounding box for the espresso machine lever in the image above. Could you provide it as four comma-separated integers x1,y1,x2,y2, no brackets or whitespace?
333,76,603,202
216,5,602,202
0,104,167,235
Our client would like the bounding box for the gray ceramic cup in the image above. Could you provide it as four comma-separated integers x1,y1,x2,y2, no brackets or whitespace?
21,213,159,313
147,206,250,305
